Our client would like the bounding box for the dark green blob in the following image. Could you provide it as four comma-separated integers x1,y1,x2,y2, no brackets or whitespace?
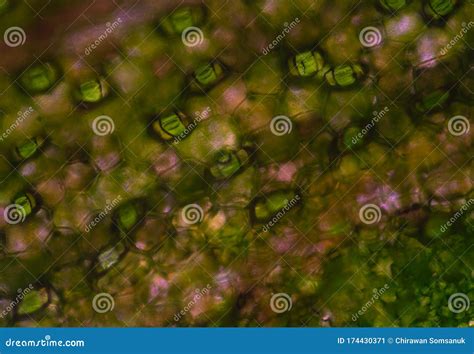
152,111,188,141
117,204,138,231
416,90,449,112
0,0,9,14
425,0,456,19
339,154,360,178
18,289,48,315
13,192,37,218
113,201,144,235
343,126,364,149
14,137,45,161
325,64,364,87
193,62,224,88
253,190,300,222
209,149,248,180
288,51,325,77
379,0,407,11
19,62,59,94
160,114,187,137
75,78,109,103
161,6,204,34
424,213,450,239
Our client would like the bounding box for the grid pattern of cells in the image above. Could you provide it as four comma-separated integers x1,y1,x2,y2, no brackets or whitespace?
0,0,472,327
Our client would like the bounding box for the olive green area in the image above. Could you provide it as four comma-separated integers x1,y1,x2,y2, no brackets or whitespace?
0,0,472,327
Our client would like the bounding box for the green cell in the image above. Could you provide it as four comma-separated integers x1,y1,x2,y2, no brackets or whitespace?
75,78,109,103
424,213,450,238
416,90,449,112
19,62,59,93
161,6,204,34
13,192,37,218
253,190,299,222
339,154,360,178
193,62,224,88
209,148,247,180
14,137,45,161
379,0,407,11
325,64,364,87
152,112,188,141
204,209,250,257
114,201,142,234
425,0,457,19
0,0,9,14
18,289,48,315
342,126,364,149
0,0,471,328
288,51,325,77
